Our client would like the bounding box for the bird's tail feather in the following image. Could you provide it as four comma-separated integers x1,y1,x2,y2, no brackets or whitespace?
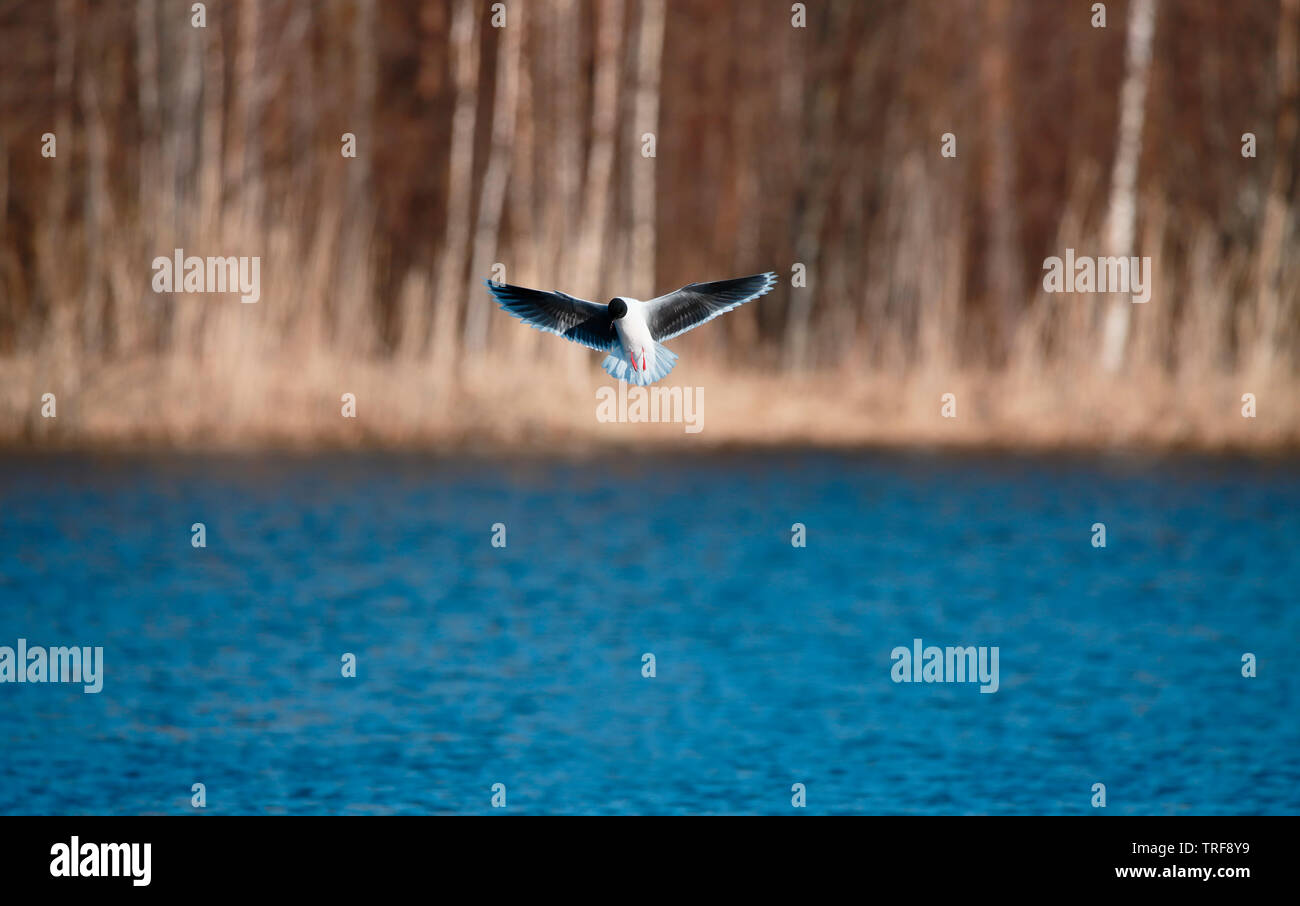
602,342,678,386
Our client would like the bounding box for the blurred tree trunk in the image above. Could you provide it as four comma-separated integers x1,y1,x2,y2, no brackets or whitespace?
1253,0,1298,372
42,0,78,378
346,0,377,213
769,13,804,351
508,16,537,290
289,2,317,201
79,14,109,357
338,0,378,352
179,0,222,355
544,0,582,299
730,1,763,275
135,0,161,219
0,130,7,244
1100,0,1158,373
168,1,200,236
979,0,1023,367
575,0,624,297
464,9,523,352
784,1,853,371
197,2,223,236
630,0,665,296
431,0,480,374
232,0,265,227
725,0,768,353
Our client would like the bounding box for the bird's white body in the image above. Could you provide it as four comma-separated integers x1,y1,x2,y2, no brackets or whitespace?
612,299,652,369
606,298,678,385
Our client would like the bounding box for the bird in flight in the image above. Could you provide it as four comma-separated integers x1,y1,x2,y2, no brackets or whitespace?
486,272,777,385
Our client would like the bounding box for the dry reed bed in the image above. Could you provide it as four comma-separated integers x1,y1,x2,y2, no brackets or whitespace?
3,346,1294,454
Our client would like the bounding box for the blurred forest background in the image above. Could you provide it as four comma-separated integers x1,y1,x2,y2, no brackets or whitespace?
0,0,1296,450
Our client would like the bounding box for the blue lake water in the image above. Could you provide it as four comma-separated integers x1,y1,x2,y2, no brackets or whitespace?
1,451,1297,815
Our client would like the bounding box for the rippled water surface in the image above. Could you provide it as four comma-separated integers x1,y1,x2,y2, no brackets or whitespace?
1,451,1297,814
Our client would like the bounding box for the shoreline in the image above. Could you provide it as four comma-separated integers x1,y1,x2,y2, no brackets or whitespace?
3,354,1296,458
4,417,1298,461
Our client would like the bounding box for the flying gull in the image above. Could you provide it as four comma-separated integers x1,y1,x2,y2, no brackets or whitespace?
486,272,777,385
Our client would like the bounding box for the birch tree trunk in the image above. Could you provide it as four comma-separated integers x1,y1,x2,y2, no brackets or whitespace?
509,14,537,289
574,0,624,297
629,0,665,297
1100,0,1158,373
1252,0,1298,373
544,0,582,294
463,12,523,353
431,0,480,375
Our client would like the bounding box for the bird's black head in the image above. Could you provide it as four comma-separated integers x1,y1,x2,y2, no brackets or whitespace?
607,298,628,320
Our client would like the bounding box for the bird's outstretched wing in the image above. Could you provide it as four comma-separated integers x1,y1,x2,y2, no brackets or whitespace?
644,272,777,342
486,281,618,351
